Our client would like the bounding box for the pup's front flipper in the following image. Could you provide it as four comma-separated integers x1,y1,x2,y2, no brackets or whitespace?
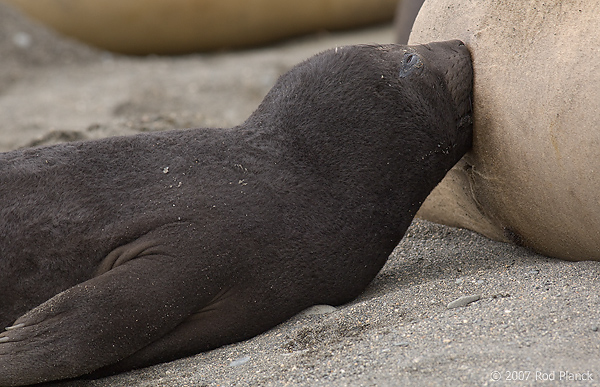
91,283,282,378
0,224,217,386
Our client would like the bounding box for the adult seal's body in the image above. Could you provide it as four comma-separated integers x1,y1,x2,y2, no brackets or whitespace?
0,40,473,385
4,0,398,54
409,0,600,261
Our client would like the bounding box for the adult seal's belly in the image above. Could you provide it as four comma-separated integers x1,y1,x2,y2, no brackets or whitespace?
0,40,473,385
409,0,600,261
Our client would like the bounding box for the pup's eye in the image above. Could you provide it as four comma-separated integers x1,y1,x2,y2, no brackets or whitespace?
399,52,423,78
405,54,418,65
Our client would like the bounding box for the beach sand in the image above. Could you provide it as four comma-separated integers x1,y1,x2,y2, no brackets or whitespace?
1,3,599,386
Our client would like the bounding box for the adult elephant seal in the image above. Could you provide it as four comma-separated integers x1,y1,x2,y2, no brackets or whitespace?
409,0,600,261
0,40,473,385
4,0,398,54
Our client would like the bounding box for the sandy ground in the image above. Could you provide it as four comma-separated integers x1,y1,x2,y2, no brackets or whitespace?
1,3,599,386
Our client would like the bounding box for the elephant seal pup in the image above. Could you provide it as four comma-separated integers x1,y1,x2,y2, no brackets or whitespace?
0,40,473,385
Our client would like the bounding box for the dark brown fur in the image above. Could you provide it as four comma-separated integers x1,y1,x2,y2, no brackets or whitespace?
0,41,472,385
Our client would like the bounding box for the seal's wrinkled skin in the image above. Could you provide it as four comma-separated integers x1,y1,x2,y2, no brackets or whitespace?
0,40,472,386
